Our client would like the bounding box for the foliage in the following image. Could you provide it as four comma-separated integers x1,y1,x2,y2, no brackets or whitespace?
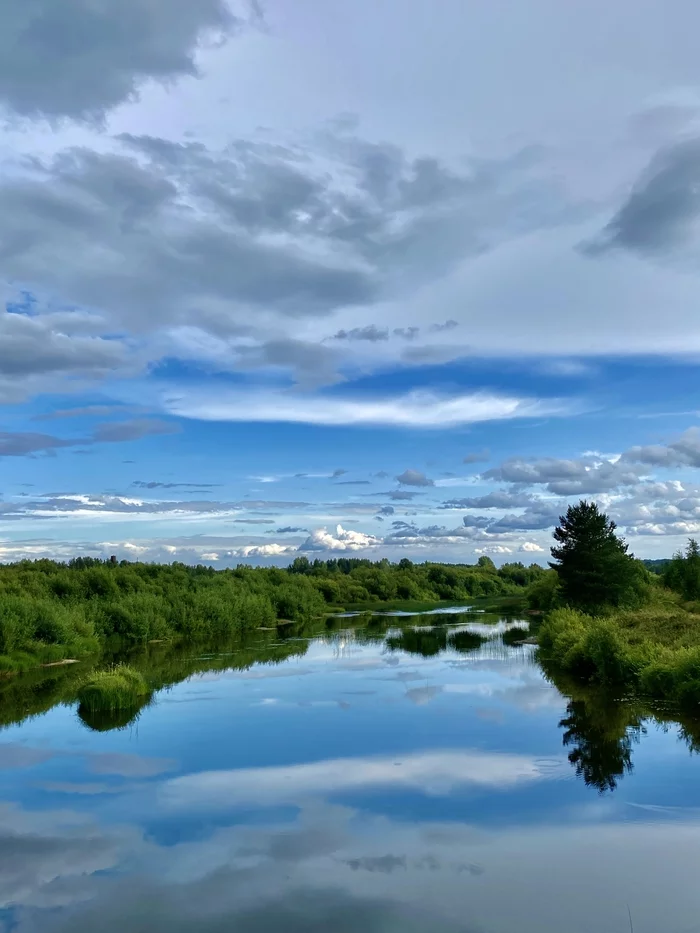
538,598,700,707
664,538,700,601
550,501,646,611
77,664,152,712
525,568,560,611
0,556,542,667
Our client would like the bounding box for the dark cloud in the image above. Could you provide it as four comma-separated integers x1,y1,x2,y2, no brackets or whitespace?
33,404,143,421
331,469,348,478
585,138,700,256
386,521,483,541
235,339,342,387
386,490,421,501
0,132,569,396
393,327,420,340
483,456,640,495
429,319,459,332
334,480,372,486
0,432,78,457
463,448,490,464
132,481,220,490
92,419,180,443
396,469,435,487
332,325,389,342
0,0,239,121
622,427,700,469
378,506,395,516
0,311,128,397
272,526,308,534
489,502,562,532
442,491,534,510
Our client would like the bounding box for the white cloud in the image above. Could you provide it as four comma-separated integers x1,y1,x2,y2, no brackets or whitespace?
299,524,381,552
520,542,545,553
165,388,565,429
161,749,562,810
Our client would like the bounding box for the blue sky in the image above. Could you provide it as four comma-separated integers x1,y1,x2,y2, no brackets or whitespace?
2,0,700,564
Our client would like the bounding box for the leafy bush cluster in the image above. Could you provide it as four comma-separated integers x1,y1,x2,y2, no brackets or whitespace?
539,603,700,707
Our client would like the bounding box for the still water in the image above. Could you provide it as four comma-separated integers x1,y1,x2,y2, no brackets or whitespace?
2,609,700,932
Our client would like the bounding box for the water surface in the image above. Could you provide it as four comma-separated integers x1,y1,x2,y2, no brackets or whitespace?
2,609,700,932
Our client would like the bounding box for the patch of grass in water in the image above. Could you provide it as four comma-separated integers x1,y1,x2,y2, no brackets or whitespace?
77,664,152,712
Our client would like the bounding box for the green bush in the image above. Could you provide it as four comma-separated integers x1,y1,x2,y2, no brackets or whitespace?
77,665,152,711
538,601,700,706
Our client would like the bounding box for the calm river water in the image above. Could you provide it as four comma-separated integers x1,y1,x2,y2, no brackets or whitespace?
1,607,700,932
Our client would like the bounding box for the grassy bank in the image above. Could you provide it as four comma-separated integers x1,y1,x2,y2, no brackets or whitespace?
537,594,700,706
0,556,541,670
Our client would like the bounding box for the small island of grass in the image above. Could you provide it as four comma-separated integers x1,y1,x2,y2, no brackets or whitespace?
77,664,152,712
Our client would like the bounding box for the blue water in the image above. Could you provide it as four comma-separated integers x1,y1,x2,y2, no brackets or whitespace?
1,614,700,932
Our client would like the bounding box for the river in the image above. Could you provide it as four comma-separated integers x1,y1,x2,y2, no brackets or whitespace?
1,606,700,932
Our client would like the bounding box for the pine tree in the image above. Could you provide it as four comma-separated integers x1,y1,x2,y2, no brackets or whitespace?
550,500,639,610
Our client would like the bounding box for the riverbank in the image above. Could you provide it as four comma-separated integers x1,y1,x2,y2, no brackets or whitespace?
0,557,539,672
536,593,700,707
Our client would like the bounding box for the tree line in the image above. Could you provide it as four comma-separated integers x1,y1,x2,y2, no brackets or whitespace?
0,553,547,668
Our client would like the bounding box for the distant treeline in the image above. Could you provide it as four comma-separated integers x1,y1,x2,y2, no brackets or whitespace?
0,554,545,669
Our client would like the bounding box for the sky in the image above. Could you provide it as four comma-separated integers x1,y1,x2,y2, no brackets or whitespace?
2,0,700,566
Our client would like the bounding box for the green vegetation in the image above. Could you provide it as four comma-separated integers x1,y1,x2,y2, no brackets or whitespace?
549,500,649,611
77,664,152,712
536,502,700,707
0,555,544,669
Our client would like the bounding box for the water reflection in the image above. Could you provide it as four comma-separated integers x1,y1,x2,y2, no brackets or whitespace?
559,699,643,793
2,611,700,932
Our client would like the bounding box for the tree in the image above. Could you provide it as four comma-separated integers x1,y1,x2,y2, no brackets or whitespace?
550,500,640,610
664,538,700,601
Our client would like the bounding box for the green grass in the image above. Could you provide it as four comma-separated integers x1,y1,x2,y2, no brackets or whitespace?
77,664,152,712
538,595,700,706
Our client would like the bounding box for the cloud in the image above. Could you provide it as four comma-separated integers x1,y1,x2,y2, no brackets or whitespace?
299,524,381,552
0,802,132,910
622,427,700,468
586,138,700,257
396,470,435,487
442,491,535,509
88,752,177,778
273,526,308,534
237,543,298,558
168,388,559,428
483,456,641,495
33,404,144,421
378,506,395,516
429,320,459,333
131,481,220,490
0,432,79,457
161,749,559,809
332,326,389,342
92,419,180,443
463,448,490,464
0,0,239,121
520,542,545,553
0,310,132,402
0,127,587,402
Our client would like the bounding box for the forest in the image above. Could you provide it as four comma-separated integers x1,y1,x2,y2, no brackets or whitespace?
0,553,545,670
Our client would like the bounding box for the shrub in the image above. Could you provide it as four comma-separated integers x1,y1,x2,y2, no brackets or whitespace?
77,665,152,711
